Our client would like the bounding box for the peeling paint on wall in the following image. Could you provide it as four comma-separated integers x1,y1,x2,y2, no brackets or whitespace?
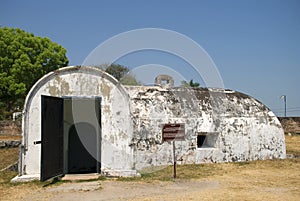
14,66,286,182
125,86,286,170
17,66,135,181
47,76,70,96
100,79,111,99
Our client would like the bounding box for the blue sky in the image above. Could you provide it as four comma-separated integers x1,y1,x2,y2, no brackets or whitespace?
1,0,299,116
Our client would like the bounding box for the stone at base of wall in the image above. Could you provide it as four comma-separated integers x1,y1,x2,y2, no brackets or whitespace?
0,140,21,148
101,169,141,177
11,174,40,182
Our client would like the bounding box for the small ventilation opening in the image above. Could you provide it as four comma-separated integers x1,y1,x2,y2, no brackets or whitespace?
197,135,206,148
196,132,218,148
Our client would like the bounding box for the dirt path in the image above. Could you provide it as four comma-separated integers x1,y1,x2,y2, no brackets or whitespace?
19,177,300,201
23,180,219,201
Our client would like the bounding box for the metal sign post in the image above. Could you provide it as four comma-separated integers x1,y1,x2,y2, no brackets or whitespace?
162,123,185,179
173,140,176,179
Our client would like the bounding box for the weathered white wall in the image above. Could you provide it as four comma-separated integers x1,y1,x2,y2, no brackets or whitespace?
125,86,286,170
19,66,134,178
16,66,286,181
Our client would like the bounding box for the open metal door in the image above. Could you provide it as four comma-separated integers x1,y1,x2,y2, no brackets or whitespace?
41,95,64,181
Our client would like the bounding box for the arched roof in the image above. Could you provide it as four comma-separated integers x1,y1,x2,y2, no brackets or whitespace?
24,66,129,112
22,66,130,148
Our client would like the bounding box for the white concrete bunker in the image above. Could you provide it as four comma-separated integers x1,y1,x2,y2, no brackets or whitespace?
14,66,286,181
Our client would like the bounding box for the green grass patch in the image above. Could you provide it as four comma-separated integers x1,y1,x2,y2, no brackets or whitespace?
235,161,250,166
116,163,225,182
0,170,18,184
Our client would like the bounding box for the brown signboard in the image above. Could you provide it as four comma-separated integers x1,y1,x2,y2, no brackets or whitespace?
162,123,185,141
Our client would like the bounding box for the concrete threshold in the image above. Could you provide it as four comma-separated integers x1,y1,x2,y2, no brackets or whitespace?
62,173,100,181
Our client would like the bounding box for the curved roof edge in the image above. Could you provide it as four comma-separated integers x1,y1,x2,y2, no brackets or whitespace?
22,66,130,149
125,85,280,120
23,66,129,113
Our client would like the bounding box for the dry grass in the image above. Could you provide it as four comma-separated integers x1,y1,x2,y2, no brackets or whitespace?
0,135,22,141
285,134,300,156
0,135,299,200
0,148,18,170
205,159,300,201
121,158,300,201
0,148,33,201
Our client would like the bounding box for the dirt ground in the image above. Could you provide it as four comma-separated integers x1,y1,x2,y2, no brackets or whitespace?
9,159,300,201
23,180,219,201
2,159,299,201
0,135,299,201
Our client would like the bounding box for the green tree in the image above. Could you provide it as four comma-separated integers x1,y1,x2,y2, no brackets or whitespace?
181,79,200,87
97,63,141,85
104,63,129,81
189,79,200,87
0,27,69,119
120,74,141,86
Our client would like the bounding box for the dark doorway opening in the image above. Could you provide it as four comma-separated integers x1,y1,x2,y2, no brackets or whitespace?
41,95,101,181
64,97,101,174
68,123,97,173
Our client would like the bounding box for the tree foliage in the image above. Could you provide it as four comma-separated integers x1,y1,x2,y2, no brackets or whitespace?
120,74,141,86
0,27,69,119
103,63,129,81
181,79,200,87
97,63,141,86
